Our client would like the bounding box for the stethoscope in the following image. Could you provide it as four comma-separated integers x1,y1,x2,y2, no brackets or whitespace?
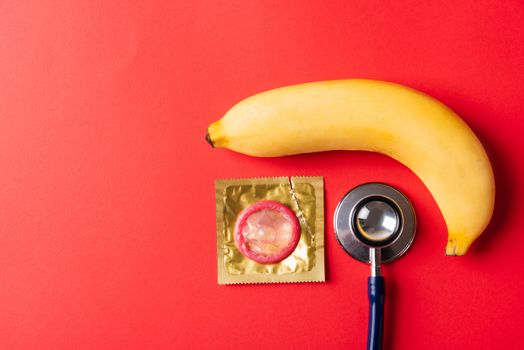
334,183,416,350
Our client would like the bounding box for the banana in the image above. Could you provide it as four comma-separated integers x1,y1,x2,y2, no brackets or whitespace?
206,79,495,255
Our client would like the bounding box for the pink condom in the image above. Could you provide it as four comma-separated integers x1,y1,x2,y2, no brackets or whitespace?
234,201,301,264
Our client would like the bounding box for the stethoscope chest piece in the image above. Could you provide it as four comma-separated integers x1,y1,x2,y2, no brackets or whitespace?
334,182,416,264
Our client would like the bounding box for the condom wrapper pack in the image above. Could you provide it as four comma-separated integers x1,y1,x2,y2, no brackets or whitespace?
216,176,325,284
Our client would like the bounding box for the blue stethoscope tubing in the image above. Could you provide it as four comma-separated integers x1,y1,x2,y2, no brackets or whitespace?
367,276,385,350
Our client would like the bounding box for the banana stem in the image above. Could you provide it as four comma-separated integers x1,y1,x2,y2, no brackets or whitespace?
205,130,214,148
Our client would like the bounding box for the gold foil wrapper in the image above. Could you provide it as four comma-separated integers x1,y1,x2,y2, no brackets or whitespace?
216,176,324,284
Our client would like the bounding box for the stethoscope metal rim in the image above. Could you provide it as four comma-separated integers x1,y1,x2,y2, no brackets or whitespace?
334,182,416,264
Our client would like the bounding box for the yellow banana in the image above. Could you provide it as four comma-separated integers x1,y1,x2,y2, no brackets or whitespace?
206,79,495,255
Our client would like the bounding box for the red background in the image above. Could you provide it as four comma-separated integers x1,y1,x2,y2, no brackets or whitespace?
1,1,523,349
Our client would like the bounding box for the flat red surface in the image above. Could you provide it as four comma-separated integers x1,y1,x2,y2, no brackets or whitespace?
1,1,523,349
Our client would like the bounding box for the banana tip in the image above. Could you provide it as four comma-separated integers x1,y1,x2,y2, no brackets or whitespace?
445,238,468,256
205,130,214,148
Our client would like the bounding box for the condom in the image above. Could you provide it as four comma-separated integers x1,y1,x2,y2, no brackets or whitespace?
215,176,324,284
234,200,301,264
